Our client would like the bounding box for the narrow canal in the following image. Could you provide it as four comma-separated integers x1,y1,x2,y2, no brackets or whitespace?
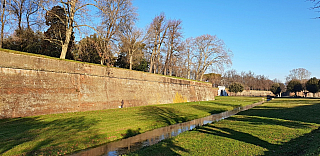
70,101,265,156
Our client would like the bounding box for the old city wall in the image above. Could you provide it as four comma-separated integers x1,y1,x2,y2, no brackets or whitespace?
0,51,215,119
213,88,274,97
227,90,274,97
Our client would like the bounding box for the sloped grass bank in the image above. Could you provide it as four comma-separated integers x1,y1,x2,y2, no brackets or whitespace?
0,97,262,156
130,98,320,156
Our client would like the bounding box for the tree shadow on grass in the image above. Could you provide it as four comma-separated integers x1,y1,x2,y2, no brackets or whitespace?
264,127,320,156
130,138,189,156
189,105,228,115
196,124,276,150
121,128,141,139
227,115,312,129
194,99,320,155
206,101,242,108
139,106,198,125
237,101,320,124
0,116,100,155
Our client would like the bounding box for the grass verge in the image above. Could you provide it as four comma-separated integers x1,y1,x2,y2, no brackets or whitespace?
130,98,320,156
0,96,263,156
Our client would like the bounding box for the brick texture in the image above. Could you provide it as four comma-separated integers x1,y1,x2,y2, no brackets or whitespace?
0,51,215,118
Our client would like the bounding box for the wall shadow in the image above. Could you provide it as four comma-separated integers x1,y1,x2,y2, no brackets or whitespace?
130,138,189,156
206,101,242,108
0,116,100,155
139,106,198,125
227,115,312,129
237,101,320,124
189,105,228,114
194,99,320,155
121,128,141,139
265,127,320,156
196,125,276,149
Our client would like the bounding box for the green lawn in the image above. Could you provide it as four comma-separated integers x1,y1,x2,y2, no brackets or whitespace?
0,96,263,156
130,98,320,156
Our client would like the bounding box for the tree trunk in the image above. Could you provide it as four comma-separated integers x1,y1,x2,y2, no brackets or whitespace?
129,54,133,70
149,55,153,73
169,53,173,76
157,52,161,74
0,4,5,48
100,57,104,65
60,28,72,59
200,73,204,82
149,46,156,73
60,44,68,59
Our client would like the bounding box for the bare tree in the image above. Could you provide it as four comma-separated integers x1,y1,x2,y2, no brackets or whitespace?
146,13,168,74
222,70,274,91
25,0,42,29
0,0,9,48
118,26,144,70
286,68,311,83
40,0,136,60
95,0,137,65
192,34,232,81
223,69,241,87
184,37,194,79
163,19,182,76
94,33,114,65
6,0,26,31
309,0,320,18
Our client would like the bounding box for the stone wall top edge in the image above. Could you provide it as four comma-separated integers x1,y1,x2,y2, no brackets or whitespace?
0,50,212,87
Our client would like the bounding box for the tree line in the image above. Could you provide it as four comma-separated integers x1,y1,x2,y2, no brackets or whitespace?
203,70,274,91
269,68,320,97
0,0,232,81
208,68,318,97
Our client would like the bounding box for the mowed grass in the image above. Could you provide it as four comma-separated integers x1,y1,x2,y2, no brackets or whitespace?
130,98,320,156
0,96,263,156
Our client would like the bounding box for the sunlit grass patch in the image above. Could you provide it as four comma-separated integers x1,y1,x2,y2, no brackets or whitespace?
130,98,320,156
0,96,263,155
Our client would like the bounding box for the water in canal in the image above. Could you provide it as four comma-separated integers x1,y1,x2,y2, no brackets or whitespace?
70,101,264,156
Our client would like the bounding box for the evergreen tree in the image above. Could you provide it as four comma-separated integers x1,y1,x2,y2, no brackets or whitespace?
287,80,303,97
43,6,74,59
306,77,319,97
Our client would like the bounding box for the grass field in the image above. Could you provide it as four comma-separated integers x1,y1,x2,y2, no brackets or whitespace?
0,96,263,156
130,98,320,156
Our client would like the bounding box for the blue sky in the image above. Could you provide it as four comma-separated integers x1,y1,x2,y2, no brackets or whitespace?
131,0,320,83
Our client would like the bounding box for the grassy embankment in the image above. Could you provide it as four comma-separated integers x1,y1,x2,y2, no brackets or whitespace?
130,98,320,156
0,48,210,84
0,97,263,156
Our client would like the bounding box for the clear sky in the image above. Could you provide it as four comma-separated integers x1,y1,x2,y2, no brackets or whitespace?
131,0,320,83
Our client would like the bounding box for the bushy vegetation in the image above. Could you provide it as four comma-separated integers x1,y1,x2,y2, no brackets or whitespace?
228,82,244,95
306,77,320,97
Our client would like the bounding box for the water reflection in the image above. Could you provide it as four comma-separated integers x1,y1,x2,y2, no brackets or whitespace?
69,101,264,156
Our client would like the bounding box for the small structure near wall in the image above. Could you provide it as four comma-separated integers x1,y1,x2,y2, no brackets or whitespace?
218,86,228,96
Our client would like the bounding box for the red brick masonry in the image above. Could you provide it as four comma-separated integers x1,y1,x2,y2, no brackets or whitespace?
0,51,215,118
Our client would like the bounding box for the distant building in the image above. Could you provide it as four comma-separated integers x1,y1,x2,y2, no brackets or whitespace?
218,86,228,96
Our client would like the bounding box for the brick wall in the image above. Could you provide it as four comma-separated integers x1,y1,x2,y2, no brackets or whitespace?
220,89,274,97
0,51,215,118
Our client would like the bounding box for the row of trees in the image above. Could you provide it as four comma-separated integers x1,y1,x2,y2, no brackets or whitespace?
202,69,275,90
0,0,233,81
285,77,320,97
219,68,316,97
269,68,319,97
